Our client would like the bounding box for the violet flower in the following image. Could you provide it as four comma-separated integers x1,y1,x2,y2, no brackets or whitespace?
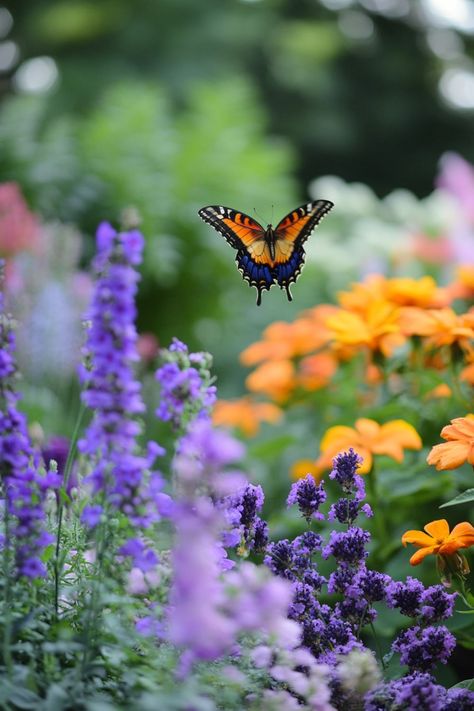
0,270,55,577
78,224,164,565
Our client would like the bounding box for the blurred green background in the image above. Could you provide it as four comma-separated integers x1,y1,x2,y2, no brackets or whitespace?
1,0,474,393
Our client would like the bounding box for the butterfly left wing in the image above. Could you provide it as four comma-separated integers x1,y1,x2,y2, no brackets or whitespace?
198,205,274,305
272,200,334,301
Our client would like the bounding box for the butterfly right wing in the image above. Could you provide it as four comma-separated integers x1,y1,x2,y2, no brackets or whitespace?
198,205,274,304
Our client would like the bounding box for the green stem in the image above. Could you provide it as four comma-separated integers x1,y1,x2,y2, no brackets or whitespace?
79,495,109,682
369,620,386,671
366,463,389,564
54,403,86,617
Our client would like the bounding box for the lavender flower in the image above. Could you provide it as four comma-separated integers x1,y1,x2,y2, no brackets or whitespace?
386,577,424,617
78,223,164,563
393,672,443,711
323,527,370,564
392,624,456,672
329,448,364,495
155,338,216,430
0,273,55,578
287,474,326,522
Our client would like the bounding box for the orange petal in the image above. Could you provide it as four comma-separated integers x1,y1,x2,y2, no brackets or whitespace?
402,529,436,548
354,418,380,439
319,426,358,452
409,546,438,565
427,441,470,470
424,519,450,540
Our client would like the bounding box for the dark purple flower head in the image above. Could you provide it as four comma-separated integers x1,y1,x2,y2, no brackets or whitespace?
386,576,424,617
393,624,456,672
265,539,294,579
393,672,443,711
420,585,456,623
329,449,363,494
287,474,326,522
323,527,370,564
252,517,269,552
444,687,474,710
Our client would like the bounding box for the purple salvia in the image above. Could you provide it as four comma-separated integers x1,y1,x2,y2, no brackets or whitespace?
78,224,164,562
0,263,55,577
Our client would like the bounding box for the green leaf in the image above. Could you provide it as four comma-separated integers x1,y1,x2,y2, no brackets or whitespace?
440,488,474,508
451,678,474,690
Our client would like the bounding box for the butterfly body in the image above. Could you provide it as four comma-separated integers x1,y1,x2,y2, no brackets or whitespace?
199,201,333,305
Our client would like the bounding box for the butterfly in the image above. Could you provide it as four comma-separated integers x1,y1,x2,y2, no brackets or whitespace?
198,200,334,305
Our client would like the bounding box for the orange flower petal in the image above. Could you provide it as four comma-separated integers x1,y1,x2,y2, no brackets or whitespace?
427,441,470,470
401,530,436,548
424,519,450,540
409,546,438,565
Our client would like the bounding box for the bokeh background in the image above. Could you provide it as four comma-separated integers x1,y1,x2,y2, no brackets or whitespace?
0,0,473,415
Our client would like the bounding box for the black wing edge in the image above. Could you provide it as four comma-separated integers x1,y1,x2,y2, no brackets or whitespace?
198,205,262,250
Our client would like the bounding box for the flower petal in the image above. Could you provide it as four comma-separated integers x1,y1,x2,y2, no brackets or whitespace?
402,529,436,548
427,441,470,470
424,519,450,540
409,546,438,565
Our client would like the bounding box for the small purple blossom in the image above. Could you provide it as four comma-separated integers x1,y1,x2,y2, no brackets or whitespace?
419,585,456,623
287,474,326,522
392,624,456,672
329,449,363,495
323,527,370,564
155,340,216,430
81,504,103,528
393,672,442,711
386,577,424,617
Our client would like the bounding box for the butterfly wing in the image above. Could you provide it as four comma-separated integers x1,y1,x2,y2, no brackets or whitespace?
272,200,334,301
198,205,274,305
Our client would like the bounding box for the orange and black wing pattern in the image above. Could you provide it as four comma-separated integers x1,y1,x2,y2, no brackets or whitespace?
198,201,334,305
272,200,334,300
198,206,274,305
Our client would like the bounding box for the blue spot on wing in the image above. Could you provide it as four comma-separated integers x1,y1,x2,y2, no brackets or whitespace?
273,249,305,288
236,251,274,304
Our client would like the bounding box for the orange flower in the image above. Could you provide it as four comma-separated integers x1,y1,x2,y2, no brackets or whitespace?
245,359,296,402
385,276,449,308
399,307,474,348
297,352,338,391
402,518,474,567
240,318,329,366
427,414,474,470
425,383,452,400
326,300,405,357
337,275,387,312
212,397,282,437
314,417,422,474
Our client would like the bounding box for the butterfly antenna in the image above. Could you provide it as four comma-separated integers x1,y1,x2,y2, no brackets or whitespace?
253,207,268,226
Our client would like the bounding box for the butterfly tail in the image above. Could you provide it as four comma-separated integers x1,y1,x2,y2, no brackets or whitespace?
273,248,305,299
236,251,273,306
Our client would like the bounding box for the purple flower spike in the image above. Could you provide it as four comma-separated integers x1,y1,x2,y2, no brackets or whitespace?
287,474,326,523
0,275,55,578
79,226,165,537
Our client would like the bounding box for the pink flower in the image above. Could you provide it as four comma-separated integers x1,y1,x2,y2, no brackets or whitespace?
0,182,39,256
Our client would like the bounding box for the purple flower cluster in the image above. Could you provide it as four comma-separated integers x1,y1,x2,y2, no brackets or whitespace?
224,483,268,554
287,473,326,522
0,273,57,577
155,338,216,431
365,672,474,710
78,224,165,565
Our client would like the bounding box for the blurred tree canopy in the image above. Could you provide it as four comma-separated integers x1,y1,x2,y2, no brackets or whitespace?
1,0,474,361
4,0,474,196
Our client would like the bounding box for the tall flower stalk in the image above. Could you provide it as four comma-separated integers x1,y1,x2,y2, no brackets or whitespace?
0,263,55,579
75,223,165,673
